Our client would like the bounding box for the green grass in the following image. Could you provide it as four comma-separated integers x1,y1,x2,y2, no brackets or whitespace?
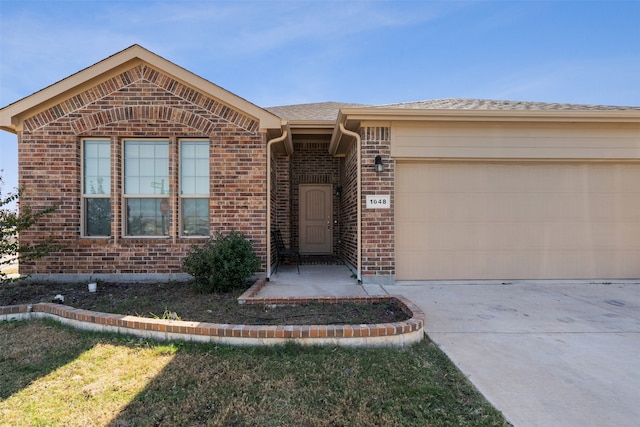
0,319,510,427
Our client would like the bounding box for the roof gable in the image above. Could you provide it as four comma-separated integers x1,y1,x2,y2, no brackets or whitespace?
0,44,283,133
20,63,264,135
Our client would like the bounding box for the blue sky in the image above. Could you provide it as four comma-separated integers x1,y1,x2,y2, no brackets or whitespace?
1,0,639,196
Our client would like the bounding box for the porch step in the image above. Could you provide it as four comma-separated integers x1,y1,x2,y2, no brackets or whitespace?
299,255,343,265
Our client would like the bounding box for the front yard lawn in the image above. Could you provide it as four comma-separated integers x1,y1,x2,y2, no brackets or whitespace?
0,319,510,426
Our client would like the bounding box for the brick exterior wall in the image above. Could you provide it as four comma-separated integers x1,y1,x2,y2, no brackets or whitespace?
339,138,359,270
17,64,268,280
337,126,395,284
274,154,291,251
290,138,340,255
360,127,395,284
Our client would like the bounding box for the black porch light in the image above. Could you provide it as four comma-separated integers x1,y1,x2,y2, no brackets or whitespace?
374,155,384,172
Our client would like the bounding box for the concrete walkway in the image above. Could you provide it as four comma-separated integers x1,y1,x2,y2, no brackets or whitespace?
262,264,384,297
257,273,640,426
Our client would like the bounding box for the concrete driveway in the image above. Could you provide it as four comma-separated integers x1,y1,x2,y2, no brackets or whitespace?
385,281,640,427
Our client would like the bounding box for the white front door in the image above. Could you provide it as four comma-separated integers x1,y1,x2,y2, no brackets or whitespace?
299,184,332,254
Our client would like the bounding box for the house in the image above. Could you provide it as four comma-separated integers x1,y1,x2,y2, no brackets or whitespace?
1,45,639,284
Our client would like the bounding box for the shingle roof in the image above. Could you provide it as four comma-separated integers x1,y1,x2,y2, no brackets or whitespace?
373,98,640,111
265,101,370,120
265,98,640,122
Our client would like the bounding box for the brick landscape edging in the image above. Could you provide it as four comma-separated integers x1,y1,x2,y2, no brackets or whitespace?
0,279,424,347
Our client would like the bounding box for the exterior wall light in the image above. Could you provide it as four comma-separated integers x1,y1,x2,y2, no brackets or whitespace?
374,155,384,172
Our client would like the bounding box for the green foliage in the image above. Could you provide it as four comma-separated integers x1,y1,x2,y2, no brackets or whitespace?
1,175,61,282
182,231,260,293
150,308,181,321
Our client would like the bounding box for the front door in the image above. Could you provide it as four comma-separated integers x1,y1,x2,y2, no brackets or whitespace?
299,184,332,254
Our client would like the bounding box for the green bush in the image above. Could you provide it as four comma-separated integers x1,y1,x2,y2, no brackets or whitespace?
182,231,260,293
1,174,61,283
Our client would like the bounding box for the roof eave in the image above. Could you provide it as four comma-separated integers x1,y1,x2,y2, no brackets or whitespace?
329,107,640,156
267,121,293,155
339,107,640,124
329,111,347,155
288,120,335,135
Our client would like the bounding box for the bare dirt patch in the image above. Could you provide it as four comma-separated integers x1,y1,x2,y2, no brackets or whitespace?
0,281,409,325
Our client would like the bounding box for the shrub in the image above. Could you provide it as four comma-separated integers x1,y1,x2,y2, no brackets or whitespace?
1,174,60,283
182,231,260,293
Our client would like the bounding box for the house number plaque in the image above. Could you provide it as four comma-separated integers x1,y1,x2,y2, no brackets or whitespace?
366,195,390,209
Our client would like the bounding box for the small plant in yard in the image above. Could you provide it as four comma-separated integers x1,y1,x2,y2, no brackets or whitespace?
182,230,260,293
150,307,181,321
1,173,60,283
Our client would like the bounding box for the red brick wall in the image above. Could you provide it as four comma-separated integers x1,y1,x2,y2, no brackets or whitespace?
17,64,268,279
290,137,340,255
360,127,395,284
274,154,291,247
339,138,359,270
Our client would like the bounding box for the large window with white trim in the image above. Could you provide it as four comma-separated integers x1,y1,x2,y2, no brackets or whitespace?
82,139,111,236
124,139,170,236
180,140,210,236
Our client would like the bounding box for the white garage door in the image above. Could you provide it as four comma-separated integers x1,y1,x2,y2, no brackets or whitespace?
396,161,640,280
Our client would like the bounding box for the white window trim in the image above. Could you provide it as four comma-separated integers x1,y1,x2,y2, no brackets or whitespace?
179,139,210,238
122,138,171,238
81,138,111,238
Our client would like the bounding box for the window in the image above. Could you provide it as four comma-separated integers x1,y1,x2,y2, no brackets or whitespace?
180,140,210,236
82,139,111,236
83,138,210,238
124,140,170,236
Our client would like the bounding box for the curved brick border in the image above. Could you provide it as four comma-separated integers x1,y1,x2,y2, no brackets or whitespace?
0,279,424,347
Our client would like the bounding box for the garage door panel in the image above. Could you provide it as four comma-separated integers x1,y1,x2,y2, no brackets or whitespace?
398,250,557,280
396,162,640,280
400,221,640,253
400,190,640,223
399,163,640,193
397,249,639,280
397,222,482,251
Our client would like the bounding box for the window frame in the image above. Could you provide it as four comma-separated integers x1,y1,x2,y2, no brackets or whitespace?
81,138,111,238
122,138,171,238
179,139,210,237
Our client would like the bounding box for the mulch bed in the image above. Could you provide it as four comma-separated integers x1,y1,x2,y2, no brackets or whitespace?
0,281,409,325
